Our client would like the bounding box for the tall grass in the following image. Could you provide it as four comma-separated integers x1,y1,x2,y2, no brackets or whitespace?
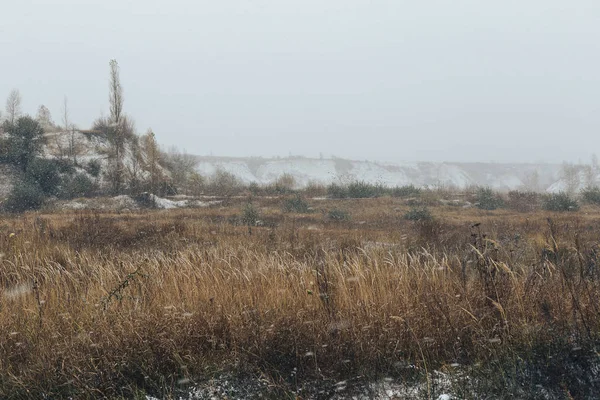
1,205,600,398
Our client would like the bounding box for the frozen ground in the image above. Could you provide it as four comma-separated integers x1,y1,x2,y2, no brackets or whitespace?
145,372,457,400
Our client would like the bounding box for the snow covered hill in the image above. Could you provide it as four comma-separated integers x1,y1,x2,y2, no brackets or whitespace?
195,156,587,193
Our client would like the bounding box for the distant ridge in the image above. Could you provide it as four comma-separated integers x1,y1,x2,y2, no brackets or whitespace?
194,155,588,193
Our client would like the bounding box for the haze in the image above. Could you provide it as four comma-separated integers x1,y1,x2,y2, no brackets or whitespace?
2,0,599,163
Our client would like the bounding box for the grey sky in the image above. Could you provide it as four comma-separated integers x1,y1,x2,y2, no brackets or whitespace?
2,0,600,163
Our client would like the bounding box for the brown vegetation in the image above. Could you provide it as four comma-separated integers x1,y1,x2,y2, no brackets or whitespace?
1,198,600,398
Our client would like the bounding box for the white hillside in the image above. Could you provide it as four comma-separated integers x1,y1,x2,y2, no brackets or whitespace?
194,156,567,192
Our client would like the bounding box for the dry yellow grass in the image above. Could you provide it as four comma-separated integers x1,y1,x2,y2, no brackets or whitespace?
1,200,600,398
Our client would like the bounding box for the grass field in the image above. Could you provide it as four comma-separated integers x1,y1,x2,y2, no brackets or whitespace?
2,196,600,399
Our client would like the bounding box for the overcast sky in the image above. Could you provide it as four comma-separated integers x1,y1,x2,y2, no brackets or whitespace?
1,0,600,163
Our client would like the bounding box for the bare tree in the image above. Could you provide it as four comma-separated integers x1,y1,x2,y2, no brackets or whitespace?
62,96,70,131
561,162,581,195
188,172,206,196
164,146,198,195
109,60,123,126
61,97,82,164
108,59,125,194
36,105,54,131
5,89,22,125
142,129,162,194
521,169,540,192
127,136,144,194
583,165,597,188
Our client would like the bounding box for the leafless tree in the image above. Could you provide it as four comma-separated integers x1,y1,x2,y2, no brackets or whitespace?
126,136,144,194
163,146,198,195
5,89,22,125
64,97,78,163
108,59,125,194
109,60,123,126
521,169,540,192
188,172,206,196
54,96,82,163
36,105,54,131
61,96,70,131
583,165,597,188
561,162,581,195
142,129,162,194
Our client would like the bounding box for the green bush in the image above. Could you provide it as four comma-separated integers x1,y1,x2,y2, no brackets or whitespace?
4,116,45,170
403,207,433,221
282,195,311,213
328,209,350,221
475,187,504,210
248,182,261,196
391,185,422,198
581,186,600,205
53,158,76,174
327,182,417,199
543,192,579,212
25,158,62,196
133,192,157,208
85,159,102,178
3,181,45,213
0,137,11,162
61,173,97,199
241,203,261,226
347,181,386,198
327,183,349,199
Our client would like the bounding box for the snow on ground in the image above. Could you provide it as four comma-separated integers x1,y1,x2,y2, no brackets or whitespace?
150,194,187,209
145,194,219,209
58,195,220,211
144,372,457,400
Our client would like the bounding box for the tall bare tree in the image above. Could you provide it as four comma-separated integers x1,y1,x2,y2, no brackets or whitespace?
108,59,125,194
109,60,123,125
5,89,22,125
62,96,70,132
61,96,81,164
